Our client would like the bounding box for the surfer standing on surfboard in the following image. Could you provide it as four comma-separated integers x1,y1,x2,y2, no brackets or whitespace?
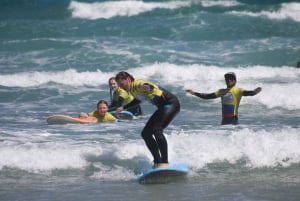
108,77,143,116
115,71,180,168
186,72,262,125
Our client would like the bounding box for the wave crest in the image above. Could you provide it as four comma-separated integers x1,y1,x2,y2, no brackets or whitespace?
69,0,190,20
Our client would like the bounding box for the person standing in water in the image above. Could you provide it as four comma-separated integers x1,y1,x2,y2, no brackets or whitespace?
115,71,180,168
186,72,262,125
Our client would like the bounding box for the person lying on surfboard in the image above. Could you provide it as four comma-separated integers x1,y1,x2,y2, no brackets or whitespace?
79,99,116,122
115,71,180,169
186,72,262,125
108,77,143,116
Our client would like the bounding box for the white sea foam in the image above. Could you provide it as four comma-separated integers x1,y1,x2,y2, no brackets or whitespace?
69,0,190,20
0,142,102,173
1,64,300,110
0,69,115,87
1,126,299,176
200,0,242,7
168,127,300,169
229,2,300,22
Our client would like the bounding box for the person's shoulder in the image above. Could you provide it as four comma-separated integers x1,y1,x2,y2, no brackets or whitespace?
135,79,154,85
134,79,146,85
117,87,129,95
216,88,227,93
134,79,148,88
231,86,244,92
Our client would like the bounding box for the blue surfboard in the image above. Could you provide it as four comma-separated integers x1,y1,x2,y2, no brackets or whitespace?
138,163,189,184
47,114,97,125
109,110,134,121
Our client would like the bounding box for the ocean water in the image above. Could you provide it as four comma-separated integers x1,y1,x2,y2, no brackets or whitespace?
1,0,300,200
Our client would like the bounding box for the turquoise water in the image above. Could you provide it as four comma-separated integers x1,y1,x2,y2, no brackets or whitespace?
1,1,300,201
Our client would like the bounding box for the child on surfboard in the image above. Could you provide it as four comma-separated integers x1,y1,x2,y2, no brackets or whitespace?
79,99,116,122
115,71,180,168
186,72,262,125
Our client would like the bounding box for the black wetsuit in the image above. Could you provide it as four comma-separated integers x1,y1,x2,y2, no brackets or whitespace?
128,79,180,164
142,89,180,164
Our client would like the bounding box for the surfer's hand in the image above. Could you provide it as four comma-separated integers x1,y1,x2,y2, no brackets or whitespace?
79,112,88,118
116,107,124,113
185,89,195,95
254,87,262,94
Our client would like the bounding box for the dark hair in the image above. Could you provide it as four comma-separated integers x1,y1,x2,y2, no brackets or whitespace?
224,72,236,81
115,71,134,81
97,99,108,108
108,77,116,87
108,77,116,101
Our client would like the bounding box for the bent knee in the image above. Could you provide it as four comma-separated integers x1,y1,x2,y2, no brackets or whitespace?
141,129,152,140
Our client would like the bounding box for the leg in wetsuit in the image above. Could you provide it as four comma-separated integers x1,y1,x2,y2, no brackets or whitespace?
141,90,180,164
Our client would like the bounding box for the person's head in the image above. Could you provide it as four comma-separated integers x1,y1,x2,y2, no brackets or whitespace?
115,71,134,91
224,72,236,87
96,100,109,116
108,77,118,91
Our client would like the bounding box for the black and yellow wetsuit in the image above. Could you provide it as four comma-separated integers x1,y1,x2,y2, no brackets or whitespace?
88,111,116,122
194,86,257,125
129,79,180,164
109,87,143,116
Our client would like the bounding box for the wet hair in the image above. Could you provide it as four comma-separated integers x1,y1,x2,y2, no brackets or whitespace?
97,99,109,108
115,71,135,82
224,72,236,81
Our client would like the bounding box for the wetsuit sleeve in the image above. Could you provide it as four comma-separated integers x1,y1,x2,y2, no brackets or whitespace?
194,92,217,99
115,97,124,107
123,98,142,110
108,97,125,112
243,90,257,96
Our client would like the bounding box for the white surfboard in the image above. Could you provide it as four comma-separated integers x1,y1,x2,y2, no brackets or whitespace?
47,114,97,125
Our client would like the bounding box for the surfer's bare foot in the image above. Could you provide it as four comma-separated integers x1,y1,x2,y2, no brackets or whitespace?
153,163,169,168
